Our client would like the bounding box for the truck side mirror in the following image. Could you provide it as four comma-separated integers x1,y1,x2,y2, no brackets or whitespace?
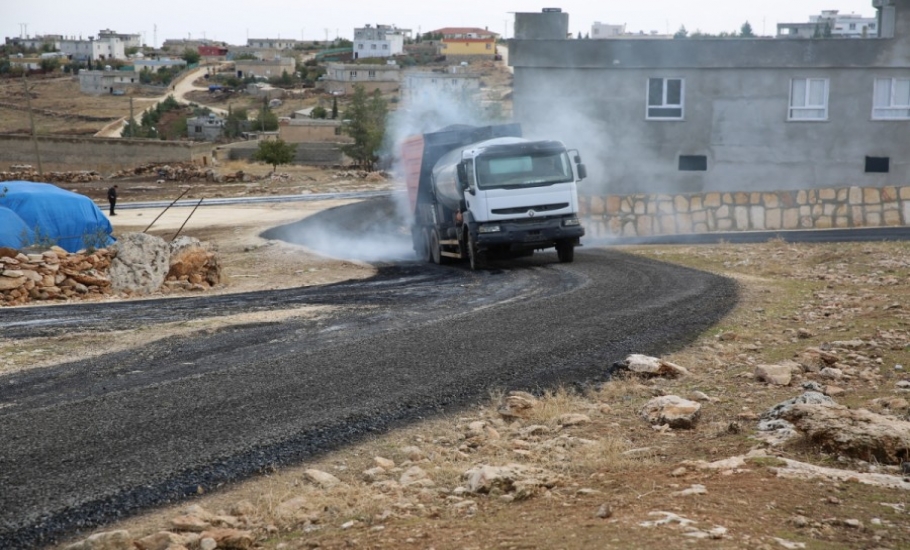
456,162,468,189
576,163,587,181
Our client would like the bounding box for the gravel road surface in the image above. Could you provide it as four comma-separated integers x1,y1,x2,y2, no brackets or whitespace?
0,200,737,549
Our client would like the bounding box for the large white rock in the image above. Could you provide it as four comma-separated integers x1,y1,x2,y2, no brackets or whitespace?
109,232,169,294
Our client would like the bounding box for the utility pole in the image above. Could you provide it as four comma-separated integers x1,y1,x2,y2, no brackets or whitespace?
22,74,42,175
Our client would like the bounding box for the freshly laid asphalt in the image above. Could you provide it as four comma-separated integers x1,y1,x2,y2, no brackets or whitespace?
0,200,738,549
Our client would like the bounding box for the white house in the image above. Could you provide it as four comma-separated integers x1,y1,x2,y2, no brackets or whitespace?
778,9,877,38
353,24,408,59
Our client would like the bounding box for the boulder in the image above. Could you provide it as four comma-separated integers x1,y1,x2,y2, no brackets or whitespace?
63,530,132,550
303,468,341,488
640,395,701,429
780,404,910,464
755,364,792,386
168,236,222,285
109,232,169,294
463,463,561,499
613,354,690,378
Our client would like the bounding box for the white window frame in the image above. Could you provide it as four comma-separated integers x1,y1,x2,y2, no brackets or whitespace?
646,77,684,120
872,77,910,120
788,78,829,121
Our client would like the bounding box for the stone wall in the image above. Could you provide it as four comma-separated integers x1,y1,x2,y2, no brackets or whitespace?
0,134,214,174
580,186,910,238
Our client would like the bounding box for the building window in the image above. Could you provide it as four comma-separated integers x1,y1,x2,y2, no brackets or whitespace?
350,71,357,78
358,44,364,49
678,155,707,171
371,44,376,49
865,156,890,173
872,78,910,119
368,70,376,79
382,44,388,49
486,43,491,50
646,78,684,120
788,78,829,121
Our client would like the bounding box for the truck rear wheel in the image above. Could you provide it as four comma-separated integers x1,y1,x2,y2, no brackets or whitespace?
556,240,575,263
417,229,431,262
468,232,486,270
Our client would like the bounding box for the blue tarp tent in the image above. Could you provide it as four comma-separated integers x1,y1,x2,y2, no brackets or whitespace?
0,206,35,249
0,181,114,252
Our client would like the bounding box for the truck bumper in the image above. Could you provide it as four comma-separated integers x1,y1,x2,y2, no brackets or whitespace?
474,219,585,249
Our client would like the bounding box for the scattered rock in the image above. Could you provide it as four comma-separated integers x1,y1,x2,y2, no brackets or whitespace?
640,395,701,429
63,530,132,550
755,364,793,386
612,354,690,378
303,469,342,488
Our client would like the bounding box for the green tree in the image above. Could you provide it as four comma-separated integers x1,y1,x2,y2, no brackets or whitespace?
252,139,296,171
254,106,278,131
740,21,755,37
340,85,388,171
39,57,59,73
182,48,201,65
674,25,689,39
310,105,328,119
223,106,248,138
331,96,338,119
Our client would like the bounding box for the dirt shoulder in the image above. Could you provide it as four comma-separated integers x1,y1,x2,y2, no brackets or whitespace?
34,230,910,550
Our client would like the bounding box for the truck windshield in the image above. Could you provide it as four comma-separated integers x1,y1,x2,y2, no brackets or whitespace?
475,151,573,189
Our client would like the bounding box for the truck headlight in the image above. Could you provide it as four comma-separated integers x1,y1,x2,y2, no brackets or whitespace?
478,224,502,234
562,217,581,227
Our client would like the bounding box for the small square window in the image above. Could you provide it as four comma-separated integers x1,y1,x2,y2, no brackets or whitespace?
646,78,684,120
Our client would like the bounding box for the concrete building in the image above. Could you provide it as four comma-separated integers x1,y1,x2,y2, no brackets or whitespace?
5,34,63,50
591,22,626,38
278,118,346,143
778,10,878,38
353,24,408,59
247,38,300,50
59,35,125,61
320,62,401,95
234,57,295,79
98,29,142,49
400,66,482,106
187,113,225,141
79,69,139,94
508,1,910,195
430,27,498,60
132,58,187,73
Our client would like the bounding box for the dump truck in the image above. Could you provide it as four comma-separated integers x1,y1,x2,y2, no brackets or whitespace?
400,123,587,269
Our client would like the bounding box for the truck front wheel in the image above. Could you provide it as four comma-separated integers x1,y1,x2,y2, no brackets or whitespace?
468,232,486,270
556,240,575,263
430,229,443,265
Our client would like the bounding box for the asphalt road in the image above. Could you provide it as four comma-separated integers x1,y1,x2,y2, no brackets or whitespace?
0,200,738,549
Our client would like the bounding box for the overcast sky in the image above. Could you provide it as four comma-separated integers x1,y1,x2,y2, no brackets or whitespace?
2,1,879,46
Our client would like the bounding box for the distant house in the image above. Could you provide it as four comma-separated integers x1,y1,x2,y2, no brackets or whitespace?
246,38,299,50
401,66,481,106
187,113,225,141
79,69,139,95
278,118,348,143
59,35,126,61
199,45,229,58
353,24,409,59
777,9,877,38
97,29,142,49
234,57,295,79
132,58,187,73
320,62,400,95
428,27,498,60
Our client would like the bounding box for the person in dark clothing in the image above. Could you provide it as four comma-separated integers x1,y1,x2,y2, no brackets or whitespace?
107,185,118,216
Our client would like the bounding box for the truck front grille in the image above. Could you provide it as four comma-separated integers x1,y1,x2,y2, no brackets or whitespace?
491,203,569,215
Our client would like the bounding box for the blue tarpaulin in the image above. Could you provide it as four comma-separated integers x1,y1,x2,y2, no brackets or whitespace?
0,206,34,249
0,181,114,252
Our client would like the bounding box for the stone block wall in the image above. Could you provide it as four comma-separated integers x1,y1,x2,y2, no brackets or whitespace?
580,186,910,238
0,135,214,174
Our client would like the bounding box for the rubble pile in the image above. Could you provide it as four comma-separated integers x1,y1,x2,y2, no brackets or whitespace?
0,246,112,305
333,170,390,181
108,163,251,183
0,168,103,183
0,234,222,306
